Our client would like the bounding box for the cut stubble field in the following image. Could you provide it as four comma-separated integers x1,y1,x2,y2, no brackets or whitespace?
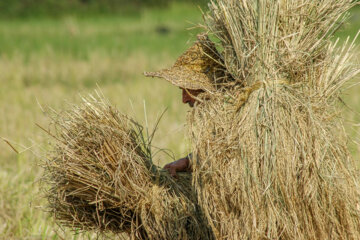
0,3,360,239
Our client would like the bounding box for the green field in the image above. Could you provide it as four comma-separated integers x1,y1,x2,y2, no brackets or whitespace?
0,3,360,239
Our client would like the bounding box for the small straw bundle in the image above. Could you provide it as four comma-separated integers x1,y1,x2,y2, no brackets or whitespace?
188,0,360,239
42,95,214,239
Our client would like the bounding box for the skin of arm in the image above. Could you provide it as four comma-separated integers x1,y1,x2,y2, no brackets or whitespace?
163,88,200,177
163,153,192,178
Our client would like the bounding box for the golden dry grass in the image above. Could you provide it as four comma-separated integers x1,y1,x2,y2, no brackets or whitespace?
42,94,214,239
1,2,360,239
186,0,360,239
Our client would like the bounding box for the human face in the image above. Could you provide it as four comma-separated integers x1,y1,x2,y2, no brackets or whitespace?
181,88,203,107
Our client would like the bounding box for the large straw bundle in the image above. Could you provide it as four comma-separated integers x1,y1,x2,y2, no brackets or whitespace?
43,95,214,239
188,0,360,239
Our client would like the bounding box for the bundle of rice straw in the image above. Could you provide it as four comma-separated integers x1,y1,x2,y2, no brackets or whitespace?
43,95,214,239
43,0,360,239
188,0,360,239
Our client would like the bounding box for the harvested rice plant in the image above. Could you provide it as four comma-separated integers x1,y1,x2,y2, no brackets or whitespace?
40,0,360,239
189,0,360,238
1,0,360,240
43,94,213,239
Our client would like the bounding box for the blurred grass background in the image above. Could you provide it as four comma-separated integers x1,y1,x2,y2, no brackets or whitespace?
0,1,359,239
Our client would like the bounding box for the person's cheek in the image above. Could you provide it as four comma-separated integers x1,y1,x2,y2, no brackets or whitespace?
182,94,187,103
